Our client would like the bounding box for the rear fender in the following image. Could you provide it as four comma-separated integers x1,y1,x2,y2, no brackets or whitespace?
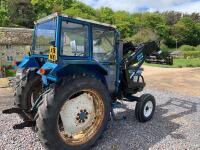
37,62,63,85
37,62,108,86
58,64,108,84
17,56,40,69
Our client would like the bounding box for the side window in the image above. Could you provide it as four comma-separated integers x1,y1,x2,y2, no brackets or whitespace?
93,27,115,62
61,21,89,57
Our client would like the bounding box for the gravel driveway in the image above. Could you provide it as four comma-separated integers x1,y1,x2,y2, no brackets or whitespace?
0,88,200,150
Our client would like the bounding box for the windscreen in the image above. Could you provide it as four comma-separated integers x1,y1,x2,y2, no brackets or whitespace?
32,18,57,55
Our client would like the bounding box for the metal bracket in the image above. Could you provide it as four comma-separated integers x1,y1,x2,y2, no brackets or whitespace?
110,101,127,121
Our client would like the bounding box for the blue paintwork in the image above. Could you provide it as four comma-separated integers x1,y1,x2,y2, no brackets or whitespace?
56,16,61,57
26,14,120,94
37,62,61,84
38,59,109,85
18,56,40,69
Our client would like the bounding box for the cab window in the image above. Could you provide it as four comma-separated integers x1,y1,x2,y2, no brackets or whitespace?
60,21,89,57
93,27,115,62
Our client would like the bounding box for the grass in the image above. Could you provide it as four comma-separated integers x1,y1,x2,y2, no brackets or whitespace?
5,69,16,77
144,58,200,68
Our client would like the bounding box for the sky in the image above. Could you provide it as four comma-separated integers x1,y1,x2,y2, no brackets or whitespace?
79,0,200,13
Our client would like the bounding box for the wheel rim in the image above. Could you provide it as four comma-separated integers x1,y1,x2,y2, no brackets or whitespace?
58,89,105,146
143,101,153,118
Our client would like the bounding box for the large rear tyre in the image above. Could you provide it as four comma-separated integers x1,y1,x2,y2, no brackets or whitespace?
135,94,156,122
36,76,111,150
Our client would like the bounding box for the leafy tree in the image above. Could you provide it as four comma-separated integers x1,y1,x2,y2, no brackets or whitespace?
63,1,96,20
172,17,200,46
96,7,115,24
0,0,10,26
0,7,9,26
141,13,169,39
31,0,74,19
7,0,35,28
113,11,135,38
163,11,182,25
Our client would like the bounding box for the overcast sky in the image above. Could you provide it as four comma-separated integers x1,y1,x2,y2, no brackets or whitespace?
79,0,200,13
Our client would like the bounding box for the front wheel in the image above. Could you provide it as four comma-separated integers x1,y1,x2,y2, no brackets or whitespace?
36,76,111,150
135,94,156,122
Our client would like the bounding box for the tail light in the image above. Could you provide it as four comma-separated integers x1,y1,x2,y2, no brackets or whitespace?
13,60,20,66
39,68,51,75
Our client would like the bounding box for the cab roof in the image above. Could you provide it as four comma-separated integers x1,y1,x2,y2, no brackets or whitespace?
35,12,116,29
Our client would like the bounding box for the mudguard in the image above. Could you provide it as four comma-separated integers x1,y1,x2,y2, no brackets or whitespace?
17,56,40,69
37,62,63,85
37,61,109,86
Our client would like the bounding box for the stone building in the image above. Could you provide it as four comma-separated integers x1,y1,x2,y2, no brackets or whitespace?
0,27,33,66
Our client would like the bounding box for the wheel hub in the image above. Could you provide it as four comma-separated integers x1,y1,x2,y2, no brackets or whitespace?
76,109,89,123
144,101,153,117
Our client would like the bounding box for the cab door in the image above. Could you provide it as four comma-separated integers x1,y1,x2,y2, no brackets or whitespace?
92,26,117,93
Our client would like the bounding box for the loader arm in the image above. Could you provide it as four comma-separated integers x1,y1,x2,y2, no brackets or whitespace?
119,41,160,95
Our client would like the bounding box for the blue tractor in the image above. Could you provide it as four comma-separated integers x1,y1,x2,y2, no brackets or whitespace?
4,13,161,150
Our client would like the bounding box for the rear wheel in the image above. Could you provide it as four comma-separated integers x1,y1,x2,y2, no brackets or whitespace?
36,76,111,150
135,94,156,122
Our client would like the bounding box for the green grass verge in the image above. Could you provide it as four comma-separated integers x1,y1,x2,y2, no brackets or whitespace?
5,69,16,77
144,58,200,68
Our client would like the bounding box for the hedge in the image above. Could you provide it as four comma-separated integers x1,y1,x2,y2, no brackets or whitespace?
183,51,200,58
179,45,196,51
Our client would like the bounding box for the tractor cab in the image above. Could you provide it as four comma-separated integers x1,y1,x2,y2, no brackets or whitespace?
36,13,120,93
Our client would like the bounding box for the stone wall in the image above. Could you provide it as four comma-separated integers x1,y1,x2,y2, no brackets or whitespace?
0,27,33,66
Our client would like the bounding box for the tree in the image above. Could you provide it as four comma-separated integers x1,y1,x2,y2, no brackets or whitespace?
96,7,115,24
63,1,96,20
172,17,200,46
113,11,136,38
0,0,10,26
163,11,182,25
7,0,35,28
31,0,74,19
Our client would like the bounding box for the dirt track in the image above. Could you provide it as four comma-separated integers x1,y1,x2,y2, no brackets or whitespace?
143,66,200,97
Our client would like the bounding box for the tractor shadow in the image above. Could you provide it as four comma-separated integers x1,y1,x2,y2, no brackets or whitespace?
92,98,198,150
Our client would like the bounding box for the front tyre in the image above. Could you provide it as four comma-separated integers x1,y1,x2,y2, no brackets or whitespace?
36,76,111,150
135,94,156,122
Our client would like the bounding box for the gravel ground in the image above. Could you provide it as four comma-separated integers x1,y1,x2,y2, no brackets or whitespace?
0,88,200,150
